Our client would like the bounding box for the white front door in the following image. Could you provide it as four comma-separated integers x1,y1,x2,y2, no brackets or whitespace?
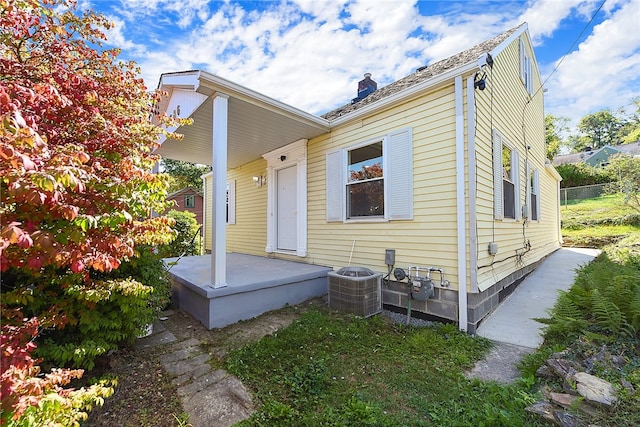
263,139,307,257
276,165,297,251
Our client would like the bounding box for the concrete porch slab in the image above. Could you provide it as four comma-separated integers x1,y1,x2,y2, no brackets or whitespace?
166,253,332,329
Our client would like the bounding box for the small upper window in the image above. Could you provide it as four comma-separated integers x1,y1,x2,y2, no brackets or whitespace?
519,37,533,95
347,141,384,218
184,194,195,208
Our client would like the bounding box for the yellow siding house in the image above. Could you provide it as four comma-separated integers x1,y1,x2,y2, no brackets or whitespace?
156,23,561,332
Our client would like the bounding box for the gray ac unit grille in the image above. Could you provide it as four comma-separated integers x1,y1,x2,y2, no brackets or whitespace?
328,273,382,317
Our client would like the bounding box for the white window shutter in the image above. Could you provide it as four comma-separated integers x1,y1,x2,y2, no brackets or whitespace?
492,130,503,220
513,149,521,221
527,57,533,94
519,37,525,83
226,180,235,225
387,128,413,220
326,150,343,222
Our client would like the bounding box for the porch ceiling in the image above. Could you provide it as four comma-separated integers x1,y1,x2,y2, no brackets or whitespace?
155,71,331,169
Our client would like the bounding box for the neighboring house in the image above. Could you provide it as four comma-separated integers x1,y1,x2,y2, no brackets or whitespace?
166,187,204,225
154,23,562,333
553,141,640,168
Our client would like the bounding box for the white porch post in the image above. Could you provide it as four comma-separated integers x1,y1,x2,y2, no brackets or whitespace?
211,93,229,288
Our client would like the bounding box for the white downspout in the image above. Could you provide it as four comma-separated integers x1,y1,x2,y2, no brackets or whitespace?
466,76,478,293
455,75,468,332
211,93,229,288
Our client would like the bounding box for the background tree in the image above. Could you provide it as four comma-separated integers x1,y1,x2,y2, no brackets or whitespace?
162,159,211,193
576,110,624,150
605,156,640,212
619,97,640,144
545,114,569,159
0,0,184,422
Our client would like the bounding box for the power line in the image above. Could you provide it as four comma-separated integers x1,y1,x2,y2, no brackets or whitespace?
536,0,607,98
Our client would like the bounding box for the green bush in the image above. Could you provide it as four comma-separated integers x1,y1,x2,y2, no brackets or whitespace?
157,210,201,258
556,163,613,188
0,246,173,370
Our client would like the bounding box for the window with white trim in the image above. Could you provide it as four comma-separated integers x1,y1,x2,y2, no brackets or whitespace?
493,130,521,220
184,194,195,208
519,37,533,95
502,145,516,219
529,169,539,221
326,128,413,222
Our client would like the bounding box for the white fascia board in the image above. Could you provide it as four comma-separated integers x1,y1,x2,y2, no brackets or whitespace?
491,23,528,58
545,160,563,182
197,71,330,132
329,61,480,127
157,70,201,91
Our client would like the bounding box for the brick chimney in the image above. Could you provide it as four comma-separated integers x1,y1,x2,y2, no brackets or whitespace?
352,73,377,103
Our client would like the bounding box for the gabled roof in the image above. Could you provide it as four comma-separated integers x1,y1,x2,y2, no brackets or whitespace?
322,23,525,121
553,150,596,166
616,140,640,155
553,141,640,166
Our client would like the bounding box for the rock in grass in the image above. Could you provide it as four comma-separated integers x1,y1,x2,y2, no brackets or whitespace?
553,410,580,427
525,401,556,423
572,372,617,406
550,392,601,418
547,358,579,378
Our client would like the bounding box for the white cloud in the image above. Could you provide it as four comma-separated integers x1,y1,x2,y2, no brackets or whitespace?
516,0,592,44
544,0,640,127
103,15,142,51
95,0,638,124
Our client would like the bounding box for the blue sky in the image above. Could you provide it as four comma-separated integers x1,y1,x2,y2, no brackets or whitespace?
85,0,640,131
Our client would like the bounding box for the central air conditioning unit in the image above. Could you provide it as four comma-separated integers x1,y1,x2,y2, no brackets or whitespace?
328,267,382,318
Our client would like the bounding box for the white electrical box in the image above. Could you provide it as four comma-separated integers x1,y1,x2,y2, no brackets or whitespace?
488,242,499,255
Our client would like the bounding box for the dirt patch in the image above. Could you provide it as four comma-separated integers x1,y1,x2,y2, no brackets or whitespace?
83,299,322,426
83,349,184,427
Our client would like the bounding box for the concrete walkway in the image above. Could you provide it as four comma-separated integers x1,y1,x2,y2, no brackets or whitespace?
476,247,600,348
467,247,600,383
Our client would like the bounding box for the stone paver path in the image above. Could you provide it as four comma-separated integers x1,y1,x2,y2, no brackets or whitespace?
135,312,255,427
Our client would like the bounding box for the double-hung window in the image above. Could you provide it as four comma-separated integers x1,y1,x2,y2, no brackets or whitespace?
326,127,413,222
184,194,195,209
493,130,520,221
347,141,384,218
527,167,540,221
502,145,516,219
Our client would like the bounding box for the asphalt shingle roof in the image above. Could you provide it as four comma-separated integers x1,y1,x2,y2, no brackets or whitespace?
321,24,524,121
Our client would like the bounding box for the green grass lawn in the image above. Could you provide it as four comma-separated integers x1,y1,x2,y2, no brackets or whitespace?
219,194,638,427
226,308,545,426
561,194,640,247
